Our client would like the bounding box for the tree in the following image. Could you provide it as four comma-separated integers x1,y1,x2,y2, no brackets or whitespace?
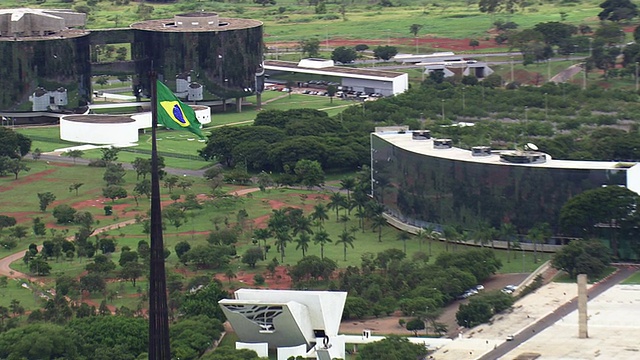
313,229,332,259
175,241,191,260
0,323,77,360
29,256,51,275
331,46,357,64
31,148,42,161
552,239,611,279
102,185,128,202
37,192,56,212
68,182,84,196
119,262,145,287
100,146,120,162
373,45,398,61
300,38,321,57
295,233,312,257
409,24,423,53
0,215,16,230
469,39,480,50
405,318,425,336
326,84,337,104
311,203,329,228
86,254,116,274
294,159,324,188
80,273,107,294
132,157,152,180
242,247,264,268
133,179,151,200
254,0,276,6
397,231,410,254
357,335,428,360
103,163,126,186
371,215,386,242
354,44,369,52
52,204,77,224
335,229,355,261
598,0,638,22
0,127,31,159
6,158,29,179
64,149,84,164
164,175,180,193
533,22,578,46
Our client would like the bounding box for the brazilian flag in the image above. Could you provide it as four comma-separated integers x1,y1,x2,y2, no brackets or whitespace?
156,80,204,138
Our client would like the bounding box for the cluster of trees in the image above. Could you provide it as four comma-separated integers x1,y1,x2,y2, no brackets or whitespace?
456,290,514,328
200,108,369,173
335,248,501,331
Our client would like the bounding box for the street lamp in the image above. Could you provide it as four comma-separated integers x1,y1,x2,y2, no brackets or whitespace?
462,87,466,112
510,55,514,83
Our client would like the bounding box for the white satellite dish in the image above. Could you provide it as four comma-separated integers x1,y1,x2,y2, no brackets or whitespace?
526,143,538,151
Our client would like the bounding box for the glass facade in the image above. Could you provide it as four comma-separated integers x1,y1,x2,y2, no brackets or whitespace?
131,23,263,100
0,33,91,111
371,133,627,234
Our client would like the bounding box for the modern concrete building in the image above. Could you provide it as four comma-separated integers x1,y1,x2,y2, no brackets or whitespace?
219,289,348,360
371,127,640,241
60,105,211,145
264,59,408,96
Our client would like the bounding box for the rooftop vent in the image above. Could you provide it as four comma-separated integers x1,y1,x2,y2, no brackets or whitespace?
412,130,431,140
471,146,491,156
433,138,452,149
500,152,546,164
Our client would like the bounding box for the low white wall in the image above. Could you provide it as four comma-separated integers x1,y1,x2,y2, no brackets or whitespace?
60,117,138,145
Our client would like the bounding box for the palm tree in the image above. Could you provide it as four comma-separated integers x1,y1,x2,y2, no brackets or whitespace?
313,229,332,259
528,222,551,264
473,222,495,248
372,215,387,242
442,225,459,252
292,215,314,237
340,177,356,214
274,229,292,263
500,223,517,263
327,192,346,221
338,214,350,231
354,207,367,232
335,230,355,261
311,203,329,229
295,233,311,257
253,228,271,260
224,267,236,284
397,231,411,254
415,229,428,252
424,225,439,257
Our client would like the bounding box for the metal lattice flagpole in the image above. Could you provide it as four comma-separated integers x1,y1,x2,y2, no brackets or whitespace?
148,72,171,360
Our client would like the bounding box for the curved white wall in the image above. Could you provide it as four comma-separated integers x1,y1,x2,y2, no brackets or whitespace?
60,116,138,144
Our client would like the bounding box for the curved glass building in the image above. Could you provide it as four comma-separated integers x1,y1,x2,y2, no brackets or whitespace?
0,9,91,112
130,13,263,103
371,128,640,234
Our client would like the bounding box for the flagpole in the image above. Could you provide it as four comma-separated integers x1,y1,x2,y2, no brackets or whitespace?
149,72,171,360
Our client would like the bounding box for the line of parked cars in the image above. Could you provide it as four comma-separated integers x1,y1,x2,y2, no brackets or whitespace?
501,284,518,294
458,284,485,300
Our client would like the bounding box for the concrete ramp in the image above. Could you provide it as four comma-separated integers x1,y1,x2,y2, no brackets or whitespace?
316,349,332,360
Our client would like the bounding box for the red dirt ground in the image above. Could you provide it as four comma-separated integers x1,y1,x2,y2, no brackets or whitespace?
0,168,57,192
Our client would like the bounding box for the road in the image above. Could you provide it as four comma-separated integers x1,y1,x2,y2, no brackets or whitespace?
477,266,637,360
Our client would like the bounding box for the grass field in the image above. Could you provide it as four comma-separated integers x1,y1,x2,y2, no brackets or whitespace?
5,0,609,46
621,271,640,284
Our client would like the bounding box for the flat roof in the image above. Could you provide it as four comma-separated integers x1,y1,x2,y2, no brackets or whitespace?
373,131,633,170
264,60,405,80
130,17,262,32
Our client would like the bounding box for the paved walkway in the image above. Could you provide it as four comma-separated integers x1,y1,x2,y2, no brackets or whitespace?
0,219,135,279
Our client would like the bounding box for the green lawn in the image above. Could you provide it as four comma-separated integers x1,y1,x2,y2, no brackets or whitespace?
0,277,45,312
621,271,640,285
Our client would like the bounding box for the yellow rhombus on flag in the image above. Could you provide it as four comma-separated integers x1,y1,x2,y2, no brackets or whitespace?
156,80,205,139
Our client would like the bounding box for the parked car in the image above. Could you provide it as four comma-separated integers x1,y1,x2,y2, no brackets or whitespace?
475,284,485,291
